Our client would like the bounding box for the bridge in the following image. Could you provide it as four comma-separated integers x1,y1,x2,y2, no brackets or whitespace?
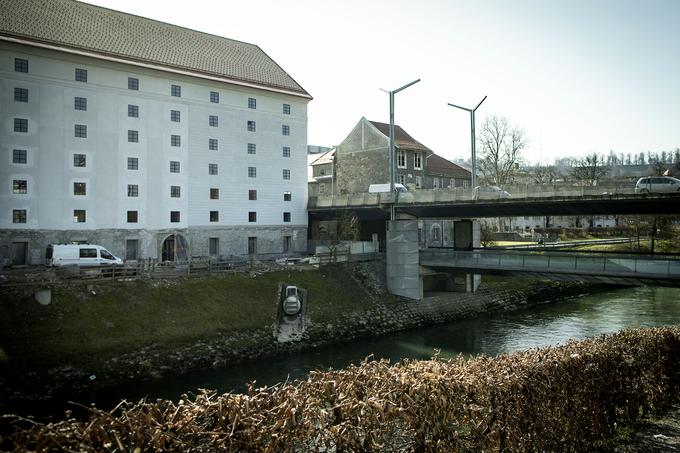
309,182,680,219
420,249,680,286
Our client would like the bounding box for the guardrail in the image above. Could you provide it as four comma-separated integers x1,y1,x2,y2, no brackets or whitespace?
420,249,680,280
308,182,677,209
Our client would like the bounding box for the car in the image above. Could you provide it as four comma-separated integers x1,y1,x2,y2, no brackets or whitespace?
47,244,123,267
368,183,408,193
473,185,511,200
635,176,680,194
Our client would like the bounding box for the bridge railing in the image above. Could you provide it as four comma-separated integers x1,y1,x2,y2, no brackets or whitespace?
419,249,680,280
308,182,651,209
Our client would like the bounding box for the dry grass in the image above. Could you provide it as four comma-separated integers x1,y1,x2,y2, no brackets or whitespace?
2,326,679,452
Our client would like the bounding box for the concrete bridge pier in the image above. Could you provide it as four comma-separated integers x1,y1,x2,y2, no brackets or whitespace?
386,219,422,300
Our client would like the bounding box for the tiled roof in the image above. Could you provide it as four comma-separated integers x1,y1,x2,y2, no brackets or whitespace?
369,121,431,151
425,153,471,178
0,0,310,97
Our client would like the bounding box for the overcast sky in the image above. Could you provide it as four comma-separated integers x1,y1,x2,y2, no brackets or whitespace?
84,0,680,164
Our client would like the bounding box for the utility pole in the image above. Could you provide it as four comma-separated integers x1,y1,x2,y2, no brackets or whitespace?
447,96,487,189
381,78,421,220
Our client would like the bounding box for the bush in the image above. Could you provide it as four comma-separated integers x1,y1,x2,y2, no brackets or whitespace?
3,326,679,452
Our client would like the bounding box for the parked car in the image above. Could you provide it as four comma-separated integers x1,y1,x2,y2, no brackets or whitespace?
368,183,408,193
473,186,511,200
47,244,123,267
635,176,680,194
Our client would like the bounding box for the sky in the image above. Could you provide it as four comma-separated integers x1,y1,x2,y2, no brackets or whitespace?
84,0,680,165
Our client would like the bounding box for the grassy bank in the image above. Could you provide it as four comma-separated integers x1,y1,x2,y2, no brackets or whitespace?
0,267,379,369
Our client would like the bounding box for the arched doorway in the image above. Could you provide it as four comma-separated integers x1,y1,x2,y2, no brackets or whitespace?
161,234,188,262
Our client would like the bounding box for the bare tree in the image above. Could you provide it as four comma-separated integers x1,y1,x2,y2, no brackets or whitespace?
477,115,527,186
570,153,609,186
527,165,557,184
649,160,667,176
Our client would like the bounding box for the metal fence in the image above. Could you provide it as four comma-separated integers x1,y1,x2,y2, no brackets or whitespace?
420,249,680,280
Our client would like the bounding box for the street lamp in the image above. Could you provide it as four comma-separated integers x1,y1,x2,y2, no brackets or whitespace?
381,78,421,220
447,95,487,189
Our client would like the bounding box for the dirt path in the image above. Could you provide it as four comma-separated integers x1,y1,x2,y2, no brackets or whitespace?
616,405,680,452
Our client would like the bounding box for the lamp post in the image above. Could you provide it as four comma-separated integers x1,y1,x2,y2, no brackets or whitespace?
381,78,421,220
447,96,486,189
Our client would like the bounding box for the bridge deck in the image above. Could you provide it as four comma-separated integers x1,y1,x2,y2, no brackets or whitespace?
420,249,680,282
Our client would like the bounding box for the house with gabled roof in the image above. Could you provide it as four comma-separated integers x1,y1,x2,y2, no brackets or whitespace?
333,118,470,195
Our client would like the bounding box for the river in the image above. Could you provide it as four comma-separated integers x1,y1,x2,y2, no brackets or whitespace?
122,284,680,403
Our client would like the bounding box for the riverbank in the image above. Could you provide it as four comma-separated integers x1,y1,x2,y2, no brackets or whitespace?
0,263,618,413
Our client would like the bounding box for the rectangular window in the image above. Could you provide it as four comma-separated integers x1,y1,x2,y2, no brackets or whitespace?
282,169,290,180
128,130,139,143
170,185,181,197
248,212,257,222
433,177,440,189
128,77,139,90
171,135,181,147
13,209,27,224
283,103,291,114
74,124,87,138
128,104,139,117
397,150,406,168
73,182,86,196
127,157,139,170
14,118,28,133
283,191,291,201
463,180,469,189
283,235,291,253
14,88,28,102
13,149,27,164
210,211,219,222
74,96,87,111
210,188,219,199
209,115,218,127
13,180,27,194
170,110,180,122
15,58,28,73
398,174,405,185
210,91,219,103
415,175,422,189
73,209,86,223
209,138,218,150
248,97,256,109
248,189,257,200
247,143,256,154
127,210,138,223
282,125,290,136
73,153,86,167
248,166,256,178
126,239,139,260
319,183,326,194
247,120,256,132
171,84,181,97
170,211,180,223
282,146,291,158
283,212,291,223
170,161,180,173
127,184,139,197
209,237,219,256
414,152,422,170
75,68,88,82
208,163,218,175
248,236,257,255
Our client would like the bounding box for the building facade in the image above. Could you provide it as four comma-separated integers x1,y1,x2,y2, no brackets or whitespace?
0,0,311,266
333,118,470,195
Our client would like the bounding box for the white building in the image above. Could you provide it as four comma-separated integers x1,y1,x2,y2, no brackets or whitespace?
0,0,312,266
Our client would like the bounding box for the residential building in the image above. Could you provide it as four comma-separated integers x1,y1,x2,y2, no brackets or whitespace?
333,118,470,194
308,148,336,197
0,0,311,266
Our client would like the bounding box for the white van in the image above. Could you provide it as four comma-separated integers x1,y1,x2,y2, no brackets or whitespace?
47,244,123,267
368,183,408,193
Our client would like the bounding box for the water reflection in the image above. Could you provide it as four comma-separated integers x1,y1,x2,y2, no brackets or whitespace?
114,285,680,404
